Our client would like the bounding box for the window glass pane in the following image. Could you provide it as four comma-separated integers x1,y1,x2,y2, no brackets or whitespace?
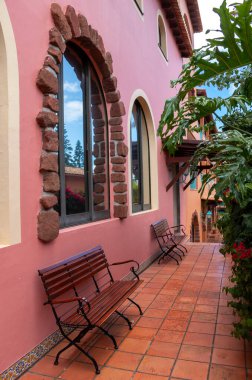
141,111,151,209
63,50,86,215
90,68,109,214
131,104,141,209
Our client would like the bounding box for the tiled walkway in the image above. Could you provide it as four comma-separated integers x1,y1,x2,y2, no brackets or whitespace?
20,244,251,380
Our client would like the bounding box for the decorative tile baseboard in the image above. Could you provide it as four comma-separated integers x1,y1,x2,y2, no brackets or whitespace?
0,328,73,380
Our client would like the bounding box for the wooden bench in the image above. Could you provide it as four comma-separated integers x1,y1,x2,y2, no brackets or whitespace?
38,246,143,375
151,219,187,265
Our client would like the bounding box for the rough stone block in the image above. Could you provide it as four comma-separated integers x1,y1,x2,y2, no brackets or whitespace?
105,91,120,103
111,125,123,132
91,94,102,105
94,158,105,165
91,105,102,119
43,130,59,152
37,111,58,129
113,183,127,193
111,156,126,164
110,101,126,117
48,46,62,64
43,172,60,192
94,164,105,173
94,183,104,193
117,142,128,157
40,195,58,209
102,76,117,93
111,173,125,183
114,194,127,204
112,164,126,172
51,3,72,40
49,27,66,52
93,174,106,183
94,194,104,205
36,68,58,94
111,132,124,141
78,14,90,39
40,152,58,172
38,210,59,242
43,96,59,112
65,5,80,38
43,56,60,74
109,117,123,126
114,205,128,219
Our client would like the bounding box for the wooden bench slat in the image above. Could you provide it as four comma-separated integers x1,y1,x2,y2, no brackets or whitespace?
62,280,143,327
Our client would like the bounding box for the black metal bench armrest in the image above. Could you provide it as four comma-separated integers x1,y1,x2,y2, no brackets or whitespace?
51,296,91,313
169,224,186,234
110,260,140,280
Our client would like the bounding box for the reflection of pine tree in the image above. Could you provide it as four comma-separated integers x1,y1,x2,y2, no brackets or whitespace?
73,139,84,168
64,127,74,166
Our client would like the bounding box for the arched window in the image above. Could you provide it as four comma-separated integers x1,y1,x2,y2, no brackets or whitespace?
58,42,109,227
0,2,20,246
158,14,167,60
130,100,151,212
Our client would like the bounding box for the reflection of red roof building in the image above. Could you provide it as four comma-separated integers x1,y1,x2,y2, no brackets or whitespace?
65,166,85,195
65,166,84,176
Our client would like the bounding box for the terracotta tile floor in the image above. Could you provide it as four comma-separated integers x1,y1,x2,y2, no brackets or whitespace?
19,244,252,380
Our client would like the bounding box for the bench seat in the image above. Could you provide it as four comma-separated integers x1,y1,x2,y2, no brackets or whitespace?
62,279,143,327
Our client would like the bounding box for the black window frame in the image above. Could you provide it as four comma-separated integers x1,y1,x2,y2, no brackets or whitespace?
130,100,151,213
158,16,168,62
134,0,144,15
58,42,110,228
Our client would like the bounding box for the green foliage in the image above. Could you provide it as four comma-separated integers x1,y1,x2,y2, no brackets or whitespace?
73,139,84,168
158,0,252,340
158,0,252,151
64,127,74,166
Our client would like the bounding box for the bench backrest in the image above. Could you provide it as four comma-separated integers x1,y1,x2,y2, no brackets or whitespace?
151,219,169,237
38,246,111,304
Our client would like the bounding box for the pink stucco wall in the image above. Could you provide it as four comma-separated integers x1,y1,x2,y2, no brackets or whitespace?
1,0,192,372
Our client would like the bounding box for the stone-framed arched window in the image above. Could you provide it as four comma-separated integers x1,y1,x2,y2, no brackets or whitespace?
36,4,129,241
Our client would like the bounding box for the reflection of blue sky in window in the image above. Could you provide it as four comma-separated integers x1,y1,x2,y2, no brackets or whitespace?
63,56,84,150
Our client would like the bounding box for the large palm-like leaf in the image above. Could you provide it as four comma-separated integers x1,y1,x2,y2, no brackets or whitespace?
158,0,252,151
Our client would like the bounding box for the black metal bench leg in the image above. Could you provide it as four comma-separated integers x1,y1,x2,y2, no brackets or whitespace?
56,328,100,374
127,297,143,315
173,249,182,260
97,326,118,349
115,310,132,330
159,247,179,265
174,245,185,257
54,340,73,365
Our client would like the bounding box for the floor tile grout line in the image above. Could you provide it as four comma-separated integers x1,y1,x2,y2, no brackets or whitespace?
169,244,216,378
206,244,226,380
108,244,197,378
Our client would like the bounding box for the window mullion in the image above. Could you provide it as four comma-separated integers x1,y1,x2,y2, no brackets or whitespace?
138,105,144,211
59,59,67,224
86,63,94,220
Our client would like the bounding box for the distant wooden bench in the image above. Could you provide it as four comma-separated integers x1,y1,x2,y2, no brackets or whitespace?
151,219,187,265
38,246,143,375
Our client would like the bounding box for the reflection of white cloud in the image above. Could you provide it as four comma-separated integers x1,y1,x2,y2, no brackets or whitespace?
64,81,81,93
64,101,83,123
